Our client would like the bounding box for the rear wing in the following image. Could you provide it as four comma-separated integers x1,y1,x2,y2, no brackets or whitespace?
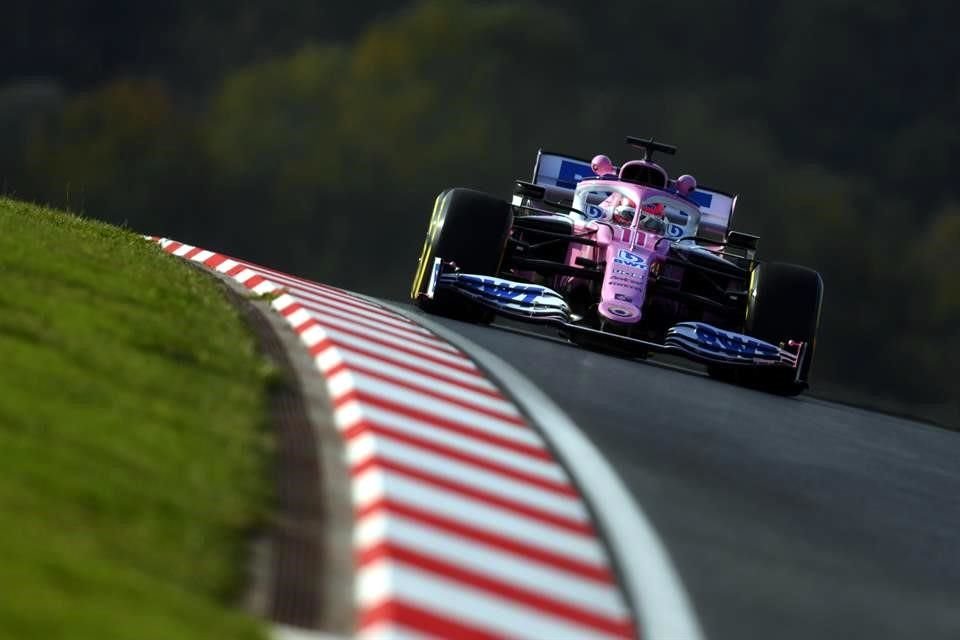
518,150,596,209
528,150,737,240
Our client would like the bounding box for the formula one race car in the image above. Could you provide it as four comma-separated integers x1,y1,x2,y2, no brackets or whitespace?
410,137,823,394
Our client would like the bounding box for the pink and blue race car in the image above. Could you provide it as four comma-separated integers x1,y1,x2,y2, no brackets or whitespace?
411,137,823,394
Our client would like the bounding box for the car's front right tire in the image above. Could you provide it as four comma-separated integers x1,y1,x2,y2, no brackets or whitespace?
709,262,823,395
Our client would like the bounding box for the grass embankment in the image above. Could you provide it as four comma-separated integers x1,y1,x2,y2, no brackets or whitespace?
0,198,271,639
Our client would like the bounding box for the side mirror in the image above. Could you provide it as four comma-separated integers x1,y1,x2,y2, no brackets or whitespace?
514,180,546,200
726,230,760,260
727,230,759,251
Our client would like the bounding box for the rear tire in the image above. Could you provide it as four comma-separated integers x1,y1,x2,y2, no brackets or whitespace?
709,262,823,395
410,188,513,323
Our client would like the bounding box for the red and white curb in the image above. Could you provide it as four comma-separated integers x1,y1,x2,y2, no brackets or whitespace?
152,238,672,639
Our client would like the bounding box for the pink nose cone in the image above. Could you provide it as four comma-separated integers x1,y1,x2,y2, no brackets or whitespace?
598,299,642,324
591,154,615,176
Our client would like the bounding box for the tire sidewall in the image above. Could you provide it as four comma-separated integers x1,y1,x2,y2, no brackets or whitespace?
746,262,824,387
411,188,513,322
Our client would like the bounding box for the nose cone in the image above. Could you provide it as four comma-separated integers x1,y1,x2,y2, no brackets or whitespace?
598,299,642,324
601,244,652,324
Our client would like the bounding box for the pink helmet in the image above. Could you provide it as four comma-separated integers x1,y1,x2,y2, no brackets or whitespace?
675,174,697,195
591,154,616,177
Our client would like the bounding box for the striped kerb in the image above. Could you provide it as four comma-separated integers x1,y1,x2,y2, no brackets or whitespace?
154,238,637,640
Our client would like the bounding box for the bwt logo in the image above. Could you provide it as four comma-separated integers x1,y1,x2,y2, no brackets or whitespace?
615,249,646,267
462,276,542,304
694,324,779,357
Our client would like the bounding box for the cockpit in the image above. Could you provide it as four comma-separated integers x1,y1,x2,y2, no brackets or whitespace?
572,180,702,241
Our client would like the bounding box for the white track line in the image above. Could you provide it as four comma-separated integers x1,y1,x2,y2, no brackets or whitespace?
383,304,705,640
272,625,348,640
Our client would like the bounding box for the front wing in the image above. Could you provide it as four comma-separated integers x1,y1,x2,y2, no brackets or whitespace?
424,260,805,374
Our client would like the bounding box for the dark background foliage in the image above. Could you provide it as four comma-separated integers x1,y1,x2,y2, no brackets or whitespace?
2,0,957,425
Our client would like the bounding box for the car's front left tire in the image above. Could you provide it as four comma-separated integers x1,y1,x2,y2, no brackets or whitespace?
410,188,513,323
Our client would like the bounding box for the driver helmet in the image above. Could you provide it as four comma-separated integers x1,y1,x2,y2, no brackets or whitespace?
675,174,697,196
591,154,616,177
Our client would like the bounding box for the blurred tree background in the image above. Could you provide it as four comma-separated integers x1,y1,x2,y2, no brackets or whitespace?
2,0,958,425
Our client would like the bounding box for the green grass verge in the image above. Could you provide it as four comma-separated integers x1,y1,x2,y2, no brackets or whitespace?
0,198,271,640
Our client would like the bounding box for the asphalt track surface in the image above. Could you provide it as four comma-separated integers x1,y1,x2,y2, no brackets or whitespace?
403,309,960,640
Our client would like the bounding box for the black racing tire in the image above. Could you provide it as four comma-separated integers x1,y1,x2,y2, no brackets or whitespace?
410,188,513,323
709,262,823,395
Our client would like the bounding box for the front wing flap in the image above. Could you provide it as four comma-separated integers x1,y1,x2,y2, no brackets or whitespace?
425,260,804,373
664,322,804,368
436,271,572,322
